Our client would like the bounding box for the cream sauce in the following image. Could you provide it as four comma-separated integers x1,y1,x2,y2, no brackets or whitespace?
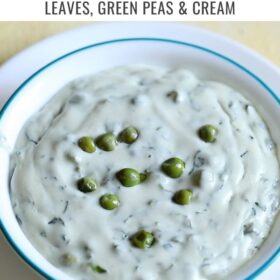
11,65,280,280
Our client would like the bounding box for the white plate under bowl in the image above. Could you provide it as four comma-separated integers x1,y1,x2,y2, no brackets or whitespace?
0,23,280,280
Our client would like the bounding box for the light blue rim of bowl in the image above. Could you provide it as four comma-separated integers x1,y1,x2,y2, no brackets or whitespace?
0,37,279,280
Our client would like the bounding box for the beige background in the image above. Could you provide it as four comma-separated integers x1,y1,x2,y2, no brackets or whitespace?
0,22,280,279
0,22,280,66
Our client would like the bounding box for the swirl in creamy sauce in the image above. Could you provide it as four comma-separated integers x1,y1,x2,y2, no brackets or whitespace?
11,65,280,280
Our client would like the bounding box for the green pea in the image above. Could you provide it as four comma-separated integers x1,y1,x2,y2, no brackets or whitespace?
118,126,139,144
77,176,97,193
130,230,155,249
116,168,141,187
95,132,117,151
99,194,120,210
78,136,96,153
198,124,218,143
161,157,185,178
61,253,76,266
172,189,193,205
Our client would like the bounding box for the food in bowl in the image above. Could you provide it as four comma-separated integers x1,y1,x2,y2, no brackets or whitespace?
10,65,280,280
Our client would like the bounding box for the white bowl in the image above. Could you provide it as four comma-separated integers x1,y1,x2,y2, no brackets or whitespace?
0,23,280,280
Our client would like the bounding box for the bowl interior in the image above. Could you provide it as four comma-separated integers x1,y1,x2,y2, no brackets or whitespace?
0,38,280,280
